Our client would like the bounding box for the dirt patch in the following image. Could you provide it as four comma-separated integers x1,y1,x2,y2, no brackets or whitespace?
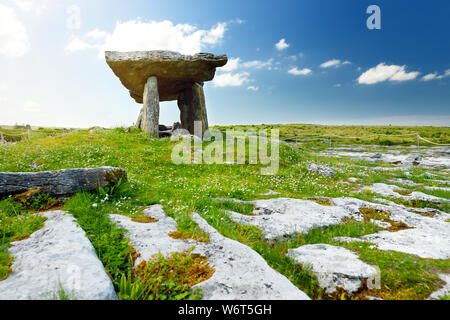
131,216,158,223
359,207,413,232
308,197,333,206
168,230,210,243
133,251,216,298
394,189,413,196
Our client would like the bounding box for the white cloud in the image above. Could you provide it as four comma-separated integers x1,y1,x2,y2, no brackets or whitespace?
334,83,342,87
241,58,273,70
288,67,312,76
219,57,273,73
357,63,420,85
247,86,259,91
11,0,48,15
66,19,227,56
66,36,99,53
0,4,30,58
320,59,351,68
423,69,450,81
422,73,438,81
320,59,341,68
438,69,450,79
221,57,240,72
275,38,289,51
213,72,250,87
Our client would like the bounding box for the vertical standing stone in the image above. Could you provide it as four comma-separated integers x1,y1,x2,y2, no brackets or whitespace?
136,106,144,129
142,76,160,137
177,82,209,136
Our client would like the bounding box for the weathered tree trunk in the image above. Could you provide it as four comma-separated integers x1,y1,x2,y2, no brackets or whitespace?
142,76,160,137
177,82,208,136
0,167,127,197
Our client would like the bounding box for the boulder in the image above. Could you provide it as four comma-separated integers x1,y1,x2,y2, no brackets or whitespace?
307,164,336,178
105,51,227,103
287,244,378,294
0,167,127,197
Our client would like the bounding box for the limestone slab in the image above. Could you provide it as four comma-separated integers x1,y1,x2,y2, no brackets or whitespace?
110,206,310,300
287,244,378,294
0,211,117,300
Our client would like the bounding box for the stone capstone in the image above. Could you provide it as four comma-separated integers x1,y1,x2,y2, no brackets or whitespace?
105,51,227,103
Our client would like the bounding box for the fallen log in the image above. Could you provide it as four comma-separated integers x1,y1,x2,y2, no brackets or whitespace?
0,167,127,197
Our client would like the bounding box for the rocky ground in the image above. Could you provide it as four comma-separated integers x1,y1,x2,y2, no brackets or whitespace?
0,129,448,300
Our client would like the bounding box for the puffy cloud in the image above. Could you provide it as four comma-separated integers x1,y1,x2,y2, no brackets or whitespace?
275,38,289,51
288,67,312,76
213,72,250,87
0,4,30,58
357,63,420,85
66,19,227,56
215,57,273,88
221,57,241,72
320,59,351,68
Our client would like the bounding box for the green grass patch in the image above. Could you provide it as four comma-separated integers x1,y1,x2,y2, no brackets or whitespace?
118,248,213,300
64,192,135,287
344,242,450,300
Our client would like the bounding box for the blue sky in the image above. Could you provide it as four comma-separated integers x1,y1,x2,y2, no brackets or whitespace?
0,0,449,128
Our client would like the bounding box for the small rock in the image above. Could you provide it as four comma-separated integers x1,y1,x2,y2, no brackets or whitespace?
307,164,336,178
371,153,382,159
29,161,42,169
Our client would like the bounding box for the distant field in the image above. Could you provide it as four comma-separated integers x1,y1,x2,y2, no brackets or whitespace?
0,126,72,143
213,124,450,146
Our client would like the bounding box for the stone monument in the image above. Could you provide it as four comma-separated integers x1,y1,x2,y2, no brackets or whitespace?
105,51,228,137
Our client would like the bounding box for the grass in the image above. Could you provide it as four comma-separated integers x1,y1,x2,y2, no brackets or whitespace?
344,242,450,300
119,248,214,300
64,192,135,287
0,125,449,300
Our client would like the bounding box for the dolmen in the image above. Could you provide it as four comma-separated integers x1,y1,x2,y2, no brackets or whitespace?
105,51,228,137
